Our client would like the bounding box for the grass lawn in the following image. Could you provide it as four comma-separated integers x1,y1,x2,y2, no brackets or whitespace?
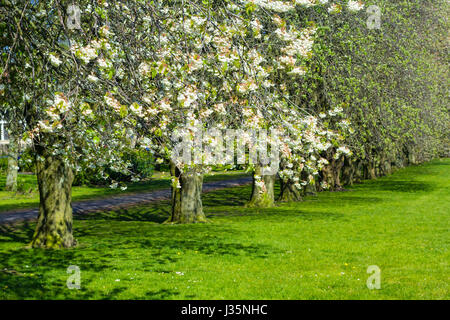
0,170,250,213
0,159,448,299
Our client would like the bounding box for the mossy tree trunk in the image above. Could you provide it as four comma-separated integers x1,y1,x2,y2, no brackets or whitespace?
364,160,377,180
406,145,417,165
369,161,377,179
333,158,345,190
380,153,392,176
5,134,19,192
299,170,317,196
374,155,382,177
341,157,354,186
166,162,207,224
321,163,334,191
30,154,75,249
247,165,276,208
353,159,363,183
383,160,392,176
278,178,302,202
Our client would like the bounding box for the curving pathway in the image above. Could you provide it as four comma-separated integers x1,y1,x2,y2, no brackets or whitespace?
0,177,252,224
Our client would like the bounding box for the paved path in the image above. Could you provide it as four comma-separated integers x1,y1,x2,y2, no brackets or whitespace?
0,177,252,224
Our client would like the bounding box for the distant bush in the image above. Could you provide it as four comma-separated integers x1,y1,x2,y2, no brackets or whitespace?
18,148,36,173
73,149,154,186
127,149,155,179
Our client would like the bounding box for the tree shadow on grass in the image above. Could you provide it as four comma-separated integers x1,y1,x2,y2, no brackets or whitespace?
206,207,346,222
77,202,171,223
0,243,118,299
202,185,254,207
0,211,280,299
142,289,181,300
0,221,35,244
0,235,183,299
74,221,279,259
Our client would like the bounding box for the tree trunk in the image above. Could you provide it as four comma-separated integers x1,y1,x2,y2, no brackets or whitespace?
300,169,318,196
379,154,391,176
407,145,417,165
304,180,317,195
374,156,382,177
278,178,302,202
30,154,75,249
321,163,334,191
5,135,18,192
166,162,206,224
334,158,345,190
383,160,392,176
341,157,354,186
247,165,276,208
364,160,377,180
368,161,376,179
353,160,363,183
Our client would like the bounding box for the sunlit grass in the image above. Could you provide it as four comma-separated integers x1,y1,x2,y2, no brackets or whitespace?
0,159,448,299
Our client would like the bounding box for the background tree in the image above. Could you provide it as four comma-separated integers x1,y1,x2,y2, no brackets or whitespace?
297,0,449,189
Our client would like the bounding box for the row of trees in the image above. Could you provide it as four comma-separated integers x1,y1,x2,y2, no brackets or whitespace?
251,0,449,205
1,0,448,249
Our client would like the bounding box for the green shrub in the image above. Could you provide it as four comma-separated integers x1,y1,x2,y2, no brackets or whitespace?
73,149,155,186
18,148,36,173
